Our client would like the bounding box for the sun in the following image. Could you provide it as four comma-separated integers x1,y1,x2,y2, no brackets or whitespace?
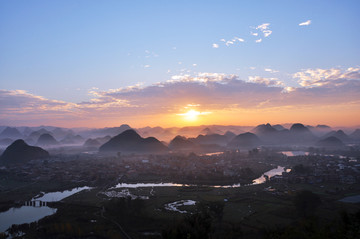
181,109,200,121
177,109,212,122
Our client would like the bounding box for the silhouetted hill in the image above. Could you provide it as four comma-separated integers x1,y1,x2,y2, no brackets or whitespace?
191,134,229,146
83,138,101,148
322,130,351,142
252,123,277,135
36,133,59,146
228,132,262,149
272,124,285,131
289,123,317,144
99,129,168,154
224,131,236,141
316,136,345,148
0,139,49,165
169,136,196,150
28,129,53,141
96,135,112,145
0,127,22,139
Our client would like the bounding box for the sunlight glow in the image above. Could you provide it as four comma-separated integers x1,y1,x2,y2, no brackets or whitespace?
177,109,211,122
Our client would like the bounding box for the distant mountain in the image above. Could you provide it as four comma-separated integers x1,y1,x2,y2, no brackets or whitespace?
200,127,214,135
52,127,75,140
28,129,53,141
99,129,168,154
0,127,22,139
316,136,345,148
83,124,132,137
252,123,277,135
322,130,351,143
0,138,13,146
0,139,49,165
350,129,360,140
289,123,317,144
224,131,236,141
60,134,84,144
310,124,333,136
228,132,262,149
95,135,112,145
169,136,196,150
36,133,59,146
316,125,332,129
83,138,101,148
272,124,285,131
22,127,33,137
191,133,229,146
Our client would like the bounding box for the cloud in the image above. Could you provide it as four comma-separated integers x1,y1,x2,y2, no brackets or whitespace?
255,39,262,43
299,20,311,26
264,68,279,73
217,36,244,47
2,67,360,126
225,40,234,46
144,65,151,68
293,67,360,87
256,23,272,37
233,37,245,42
250,32,258,36
248,76,284,86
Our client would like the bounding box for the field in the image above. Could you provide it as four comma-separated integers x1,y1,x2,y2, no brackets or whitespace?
5,180,359,239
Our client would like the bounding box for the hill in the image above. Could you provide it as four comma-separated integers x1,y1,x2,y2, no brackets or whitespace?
99,129,168,154
0,139,49,165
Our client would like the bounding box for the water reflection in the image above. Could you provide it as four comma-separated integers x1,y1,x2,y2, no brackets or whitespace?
0,186,91,233
252,166,285,184
112,166,286,189
0,206,56,232
33,186,92,202
281,151,309,156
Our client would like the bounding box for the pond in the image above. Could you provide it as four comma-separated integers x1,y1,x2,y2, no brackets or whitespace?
0,186,91,233
0,206,56,233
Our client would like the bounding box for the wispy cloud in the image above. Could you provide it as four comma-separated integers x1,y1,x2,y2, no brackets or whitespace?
212,43,219,48
256,23,272,37
255,39,262,43
264,68,279,73
299,20,311,26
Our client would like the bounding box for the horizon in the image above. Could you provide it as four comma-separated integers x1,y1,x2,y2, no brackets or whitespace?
1,1,360,128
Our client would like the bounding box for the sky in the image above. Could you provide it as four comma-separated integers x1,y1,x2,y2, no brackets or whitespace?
1,0,360,128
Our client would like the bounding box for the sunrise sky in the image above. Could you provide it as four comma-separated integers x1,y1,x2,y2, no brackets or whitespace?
1,0,360,128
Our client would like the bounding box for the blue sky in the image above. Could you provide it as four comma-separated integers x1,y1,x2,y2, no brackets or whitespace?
1,1,360,127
